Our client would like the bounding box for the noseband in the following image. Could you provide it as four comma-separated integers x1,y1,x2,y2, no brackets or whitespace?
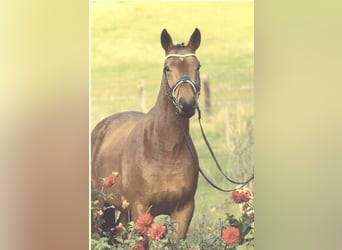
163,53,201,113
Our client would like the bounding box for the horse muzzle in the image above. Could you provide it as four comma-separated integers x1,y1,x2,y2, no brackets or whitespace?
176,96,198,118
167,76,200,118
173,77,199,118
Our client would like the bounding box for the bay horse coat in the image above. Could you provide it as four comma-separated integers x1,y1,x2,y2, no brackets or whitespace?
91,28,201,241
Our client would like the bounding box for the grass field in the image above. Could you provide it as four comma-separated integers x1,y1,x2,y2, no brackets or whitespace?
91,1,254,248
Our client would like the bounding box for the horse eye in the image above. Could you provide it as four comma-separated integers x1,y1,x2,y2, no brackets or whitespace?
164,65,171,72
196,64,201,71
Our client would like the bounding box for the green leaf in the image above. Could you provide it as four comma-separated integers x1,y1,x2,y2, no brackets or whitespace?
115,210,121,223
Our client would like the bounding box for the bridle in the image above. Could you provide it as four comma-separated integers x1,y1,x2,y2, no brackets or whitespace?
163,53,201,113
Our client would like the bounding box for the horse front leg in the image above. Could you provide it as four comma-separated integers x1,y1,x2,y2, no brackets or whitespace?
170,199,195,241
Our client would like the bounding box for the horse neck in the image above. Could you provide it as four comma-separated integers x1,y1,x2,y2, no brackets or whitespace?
149,78,190,152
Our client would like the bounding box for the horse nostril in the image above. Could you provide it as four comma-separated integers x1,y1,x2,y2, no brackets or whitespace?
179,97,196,110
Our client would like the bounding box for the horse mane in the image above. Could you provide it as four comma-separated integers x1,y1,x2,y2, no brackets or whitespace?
175,42,185,49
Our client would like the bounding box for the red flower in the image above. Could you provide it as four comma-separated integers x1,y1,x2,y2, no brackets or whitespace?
222,226,240,244
103,172,119,188
135,213,153,234
232,189,252,203
147,222,166,240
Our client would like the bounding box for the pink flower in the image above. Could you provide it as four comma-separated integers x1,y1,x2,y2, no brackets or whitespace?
232,188,252,203
147,222,166,240
135,213,153,234
222,226,240,244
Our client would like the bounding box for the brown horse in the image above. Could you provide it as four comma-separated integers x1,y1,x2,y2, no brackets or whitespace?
91,28,201,241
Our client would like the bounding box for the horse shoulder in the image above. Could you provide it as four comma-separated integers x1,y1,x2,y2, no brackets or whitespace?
91,111,145,183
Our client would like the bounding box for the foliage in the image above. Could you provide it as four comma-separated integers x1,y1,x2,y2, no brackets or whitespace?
91,179,254,250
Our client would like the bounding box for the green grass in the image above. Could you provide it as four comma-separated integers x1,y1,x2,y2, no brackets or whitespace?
91,1,254,248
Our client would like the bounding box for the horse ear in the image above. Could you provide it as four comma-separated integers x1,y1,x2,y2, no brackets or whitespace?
187,28,201,51
161,29,173,52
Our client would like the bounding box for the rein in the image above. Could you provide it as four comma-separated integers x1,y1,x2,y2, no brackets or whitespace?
183,107,254,192
196,107,254,190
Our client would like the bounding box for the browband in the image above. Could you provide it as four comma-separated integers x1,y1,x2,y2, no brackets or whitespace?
165,53,198,60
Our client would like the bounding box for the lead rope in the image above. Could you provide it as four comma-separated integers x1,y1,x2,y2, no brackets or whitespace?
183,107,254,193
183,128,248,193
196,107,254,185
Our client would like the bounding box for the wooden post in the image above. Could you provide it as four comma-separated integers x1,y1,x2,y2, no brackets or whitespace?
138,80,146,113
202,74,211,114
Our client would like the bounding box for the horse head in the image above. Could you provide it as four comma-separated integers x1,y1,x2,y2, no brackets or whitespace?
161,28,201,118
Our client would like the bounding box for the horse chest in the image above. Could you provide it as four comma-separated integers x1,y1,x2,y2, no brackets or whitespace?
120,119,199,213
144,168,196,209
149,182,190,213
